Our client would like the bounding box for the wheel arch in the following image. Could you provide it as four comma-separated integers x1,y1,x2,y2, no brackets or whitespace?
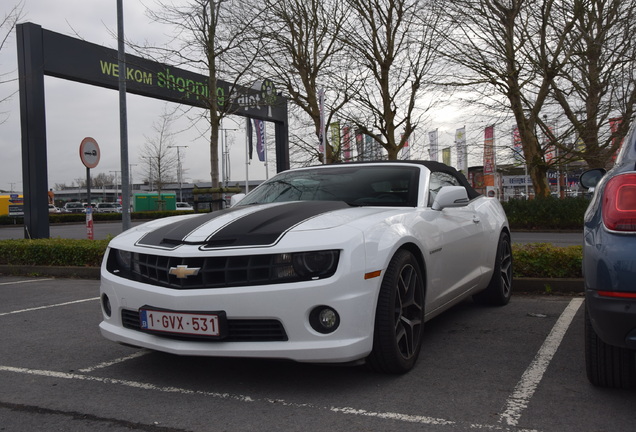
394,242,427,295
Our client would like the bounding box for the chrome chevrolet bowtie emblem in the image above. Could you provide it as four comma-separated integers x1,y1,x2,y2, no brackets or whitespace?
169,265,201,279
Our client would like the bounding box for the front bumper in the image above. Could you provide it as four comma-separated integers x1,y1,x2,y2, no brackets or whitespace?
99,253,380,363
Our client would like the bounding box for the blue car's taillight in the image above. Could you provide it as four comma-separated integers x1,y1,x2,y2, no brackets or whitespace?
602,173,636,232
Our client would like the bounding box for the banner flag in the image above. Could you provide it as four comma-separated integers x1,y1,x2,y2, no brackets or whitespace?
610,117,623,161
247,117,253,160
442,147,450,166
428,130,438,161
483,126,495,187
400,133,410,160
330,122,341,155
253,119,266,162
343,126,352,161
512,126,523,166
455,127,467,172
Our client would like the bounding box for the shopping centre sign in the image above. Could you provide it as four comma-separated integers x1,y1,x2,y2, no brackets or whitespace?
17,22,289,238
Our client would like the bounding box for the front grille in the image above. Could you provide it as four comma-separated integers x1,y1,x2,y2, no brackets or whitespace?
107,249,339,290
121,309,288,342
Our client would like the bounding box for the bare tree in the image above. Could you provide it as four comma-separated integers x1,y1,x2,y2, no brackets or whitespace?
0,2,24,124
436,0,572,197
438,0,636,196
335,0,445,161
143,0,261,207
550,0,636,170
244,0,356,164
140,107,178,209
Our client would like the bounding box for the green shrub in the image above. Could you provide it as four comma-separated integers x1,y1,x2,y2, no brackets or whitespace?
512,243,583,278
502,197,589,230
0,238,109,267
0,210,203,226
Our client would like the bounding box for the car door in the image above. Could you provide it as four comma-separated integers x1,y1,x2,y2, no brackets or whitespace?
424,172,485,312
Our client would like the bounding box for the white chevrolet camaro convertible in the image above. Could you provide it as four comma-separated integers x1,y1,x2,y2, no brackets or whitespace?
100,161,512,373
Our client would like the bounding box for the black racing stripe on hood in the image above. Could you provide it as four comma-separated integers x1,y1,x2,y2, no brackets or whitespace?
136,206,244,248
203,200,350,248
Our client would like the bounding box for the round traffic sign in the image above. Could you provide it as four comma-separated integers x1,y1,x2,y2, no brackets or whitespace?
79,137,100,169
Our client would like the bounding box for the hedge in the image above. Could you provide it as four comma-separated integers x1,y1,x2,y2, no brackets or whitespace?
0,238,109,267
0,210,202,226
501,197,589,230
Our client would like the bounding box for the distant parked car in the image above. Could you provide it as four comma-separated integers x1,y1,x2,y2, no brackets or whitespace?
176,202,194,211
579,126,636,388
48,204,60,213
63,202,85,213
96,203,120,213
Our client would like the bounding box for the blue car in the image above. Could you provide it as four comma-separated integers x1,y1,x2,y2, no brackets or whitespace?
580,129,636,388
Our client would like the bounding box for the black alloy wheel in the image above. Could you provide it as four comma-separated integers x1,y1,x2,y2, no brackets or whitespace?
367,249,424,374
474,231,512,306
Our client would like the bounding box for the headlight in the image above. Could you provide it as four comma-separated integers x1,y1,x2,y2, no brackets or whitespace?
273,250,339,280
106,248,138,275
292,250,339,279
116,249,133,270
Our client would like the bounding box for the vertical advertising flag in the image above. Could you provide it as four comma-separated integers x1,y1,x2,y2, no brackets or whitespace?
365,134,374,160
428,130,438,161
455,127,467,172
355,129,364,161
318,88,326,162
609,117,623,161
247,117,253,160
400,133,410,160
253,119,266,162
343,126,352,162
330,122,341,156
544,125,556,163
442,147,451,166
512,126,524,166
483,125,495,187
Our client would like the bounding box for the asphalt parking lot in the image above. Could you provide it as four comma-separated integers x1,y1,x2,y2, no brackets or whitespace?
1,275,634,432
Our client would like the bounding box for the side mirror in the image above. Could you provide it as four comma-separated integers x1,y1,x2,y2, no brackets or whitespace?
230,193,246,207
432,186,469,211
579,168,606,190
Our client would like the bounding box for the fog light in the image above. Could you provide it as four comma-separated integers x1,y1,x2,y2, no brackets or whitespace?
309,306,340,334
101,294,112,317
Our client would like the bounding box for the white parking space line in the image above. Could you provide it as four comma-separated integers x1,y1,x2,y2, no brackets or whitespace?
78,351,151,373
0,297,99,317
0,364,541,432
499,297,584,427
0,278,54,286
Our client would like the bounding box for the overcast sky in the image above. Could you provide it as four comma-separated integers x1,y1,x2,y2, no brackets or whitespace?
0,0,498,196
0,0,271,194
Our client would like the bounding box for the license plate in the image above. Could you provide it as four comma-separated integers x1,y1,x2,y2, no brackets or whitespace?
139,307,226,338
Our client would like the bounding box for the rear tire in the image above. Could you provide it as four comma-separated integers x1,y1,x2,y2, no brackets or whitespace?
473,231,512,306
585,307,636,388
367,250,424,374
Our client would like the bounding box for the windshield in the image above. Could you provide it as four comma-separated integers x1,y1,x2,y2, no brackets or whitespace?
239,165,420,207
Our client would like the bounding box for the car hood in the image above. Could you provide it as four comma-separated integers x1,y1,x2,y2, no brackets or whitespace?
119,201,402,250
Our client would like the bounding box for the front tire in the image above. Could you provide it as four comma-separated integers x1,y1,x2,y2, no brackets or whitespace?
585,307,636,388
474,231,512,306
367,250,424,374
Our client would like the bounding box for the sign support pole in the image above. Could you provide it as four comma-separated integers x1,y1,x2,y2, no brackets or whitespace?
86,167,93,240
